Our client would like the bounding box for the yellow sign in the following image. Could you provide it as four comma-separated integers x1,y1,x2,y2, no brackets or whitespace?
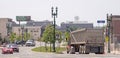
105,36,109,42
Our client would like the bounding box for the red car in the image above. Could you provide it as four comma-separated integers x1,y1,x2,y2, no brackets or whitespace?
1,44,13,54
9,44,19,52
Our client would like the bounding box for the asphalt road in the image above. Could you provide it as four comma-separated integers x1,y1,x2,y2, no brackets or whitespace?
1,46,120,58
0,42,120,58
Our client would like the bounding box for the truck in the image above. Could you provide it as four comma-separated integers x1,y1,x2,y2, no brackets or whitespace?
67,28,104,54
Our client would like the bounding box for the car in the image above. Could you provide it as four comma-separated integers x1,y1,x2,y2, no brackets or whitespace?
9,44,19,52
15,40,26,46
25,39,35,46
1,44,13,54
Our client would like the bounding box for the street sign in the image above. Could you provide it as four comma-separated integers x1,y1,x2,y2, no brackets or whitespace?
16,16,31,21
97,20,105,23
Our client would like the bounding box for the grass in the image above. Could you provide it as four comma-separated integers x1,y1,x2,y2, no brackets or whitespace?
32,46,66,54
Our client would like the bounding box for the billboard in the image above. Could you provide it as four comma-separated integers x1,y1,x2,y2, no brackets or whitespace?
16,16,31,21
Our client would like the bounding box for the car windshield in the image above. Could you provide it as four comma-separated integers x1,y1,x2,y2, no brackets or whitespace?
11,44,18,47
6,44,18,48
6,45,12,48
27,40,34,42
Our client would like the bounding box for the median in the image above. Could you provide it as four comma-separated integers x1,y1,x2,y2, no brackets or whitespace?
32,46,66,54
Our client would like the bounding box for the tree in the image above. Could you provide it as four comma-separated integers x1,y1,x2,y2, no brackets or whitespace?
24,32,30,41
9,32,16,43
56,30,63,49
41,25,54,51
65,32,70,42
16,35,22,41
65,26,78,45
0,33,2,45
66,26,77,32
41,25,63,52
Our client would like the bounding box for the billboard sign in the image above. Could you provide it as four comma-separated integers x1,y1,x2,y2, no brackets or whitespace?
97,20,105,23
16,16,31,21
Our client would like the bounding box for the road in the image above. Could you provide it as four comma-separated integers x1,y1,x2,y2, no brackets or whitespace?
0,42,120,58
1,46,120,58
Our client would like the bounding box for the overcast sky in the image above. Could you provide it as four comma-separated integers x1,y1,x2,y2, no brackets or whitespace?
0,0,120,26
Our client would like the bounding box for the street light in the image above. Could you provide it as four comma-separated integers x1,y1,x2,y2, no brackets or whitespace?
51,7,58,52
21,25,24,46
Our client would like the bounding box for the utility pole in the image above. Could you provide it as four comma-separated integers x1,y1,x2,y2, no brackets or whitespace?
107,14,112,53
51,7,58,52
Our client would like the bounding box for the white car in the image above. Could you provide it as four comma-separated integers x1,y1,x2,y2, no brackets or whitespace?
25,40,35,46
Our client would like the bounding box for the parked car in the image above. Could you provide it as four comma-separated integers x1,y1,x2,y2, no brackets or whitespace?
15,40,26,45
25,39,35,46
1,44,13,54
9,44,19,52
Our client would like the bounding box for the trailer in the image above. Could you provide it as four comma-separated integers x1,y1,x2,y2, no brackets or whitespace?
67,28,104,54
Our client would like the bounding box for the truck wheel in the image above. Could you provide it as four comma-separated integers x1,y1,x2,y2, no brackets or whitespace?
81,46,83,54
95,52,100,54
67,50,69,54
85,53,89,54
69,46,75,54
82,46,84,54
79,46,82,54
83,46,86,54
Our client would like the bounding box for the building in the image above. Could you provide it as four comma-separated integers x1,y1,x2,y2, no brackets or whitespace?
12,26,41,40
107,15,120,53
60,21,93,32
0,18,13,39
59,16,93,32
0,18,53,41
26,20,53,36
111,15,120,43
12,20,53,40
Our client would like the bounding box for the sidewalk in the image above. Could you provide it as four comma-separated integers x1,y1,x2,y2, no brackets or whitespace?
111,51,120,54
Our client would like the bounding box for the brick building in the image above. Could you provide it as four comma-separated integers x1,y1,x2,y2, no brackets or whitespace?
107,15,120,53
110,15,120,43
0,18,13,39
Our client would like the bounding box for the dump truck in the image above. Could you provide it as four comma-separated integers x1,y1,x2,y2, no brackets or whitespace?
67,28,104,54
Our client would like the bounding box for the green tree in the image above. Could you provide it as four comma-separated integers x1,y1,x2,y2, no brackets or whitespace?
41,25,63,52
41,25,54,51
0,33,2,45
24,32,30,41
66,26,77,32
16,35,22,41
56,30,63,49
65,32,70,42
10,32,16,43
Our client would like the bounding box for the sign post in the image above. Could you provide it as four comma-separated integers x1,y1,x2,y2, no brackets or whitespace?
97,20,105,27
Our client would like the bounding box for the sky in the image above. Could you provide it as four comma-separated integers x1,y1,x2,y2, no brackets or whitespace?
0,0,120,26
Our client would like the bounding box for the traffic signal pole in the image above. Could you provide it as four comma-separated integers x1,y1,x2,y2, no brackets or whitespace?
107,14,112,53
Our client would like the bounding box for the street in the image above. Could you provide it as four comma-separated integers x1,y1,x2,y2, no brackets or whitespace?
1,45,120,58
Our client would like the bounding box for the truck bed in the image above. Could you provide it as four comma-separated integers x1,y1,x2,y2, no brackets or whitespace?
70,28,104,44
